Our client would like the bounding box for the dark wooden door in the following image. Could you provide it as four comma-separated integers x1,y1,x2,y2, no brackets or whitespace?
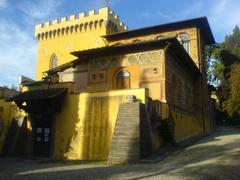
33,115,52,157
116,70,130,89
116,76,130,89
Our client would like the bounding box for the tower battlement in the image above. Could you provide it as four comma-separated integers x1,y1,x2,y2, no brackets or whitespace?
35,7,128,41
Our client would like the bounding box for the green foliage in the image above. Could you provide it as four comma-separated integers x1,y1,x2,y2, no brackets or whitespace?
225,26,240,50
206,44,219,84
223,63,240,117
213,60,224,82
210,25,240,119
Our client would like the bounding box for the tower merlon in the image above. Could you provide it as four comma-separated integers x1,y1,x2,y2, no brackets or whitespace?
53,19,59,25
70,15,77,20
61,17,67,23
34,7,127,39
79,12,86,18
89,9,98,16
45,21,51,26
113,14,119,20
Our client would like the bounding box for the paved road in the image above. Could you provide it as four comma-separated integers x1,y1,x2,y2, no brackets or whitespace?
0,126,240,180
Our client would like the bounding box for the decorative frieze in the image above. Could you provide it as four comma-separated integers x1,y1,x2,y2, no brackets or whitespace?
88,50,164,70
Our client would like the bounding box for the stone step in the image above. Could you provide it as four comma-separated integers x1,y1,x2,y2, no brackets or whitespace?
113,132,138,136
108,103,141,164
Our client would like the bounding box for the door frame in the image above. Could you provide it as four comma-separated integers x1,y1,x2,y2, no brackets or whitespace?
31,113,56,158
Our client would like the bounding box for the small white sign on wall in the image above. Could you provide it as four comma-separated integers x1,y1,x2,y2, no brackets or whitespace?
36,128,42,133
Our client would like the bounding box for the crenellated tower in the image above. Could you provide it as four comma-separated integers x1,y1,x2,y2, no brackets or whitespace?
35,7,128,80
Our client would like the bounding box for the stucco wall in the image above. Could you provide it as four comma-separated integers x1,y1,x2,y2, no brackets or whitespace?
107,27,200,68
165,50,203,142
60,49,166,101
35,7,127,80
0,100,23,153
52,88,146,160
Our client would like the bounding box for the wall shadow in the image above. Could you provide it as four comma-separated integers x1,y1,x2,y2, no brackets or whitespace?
1,116,29,157
4,126,238,179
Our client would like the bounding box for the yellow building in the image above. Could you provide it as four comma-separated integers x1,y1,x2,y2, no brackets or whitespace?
0,87,26,154
10,7,215,163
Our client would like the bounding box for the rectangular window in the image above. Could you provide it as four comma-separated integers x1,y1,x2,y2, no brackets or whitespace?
89,71,106,83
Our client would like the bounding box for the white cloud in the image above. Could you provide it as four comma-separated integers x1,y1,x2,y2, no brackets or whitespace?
0,18,37,87
0,0,64,87
0,0,7,9
139,11,176,21
208,0,240,34
175,0,240,41
138,0,239,41
18,0,62,20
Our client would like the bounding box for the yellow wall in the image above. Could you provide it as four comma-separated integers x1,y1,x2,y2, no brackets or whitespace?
52,88,146,160
162,44,208,142
171,110,202,142
28,7,213,159
63,49,166,101
108,27,200,68
35,7,127,80
26,82,146,160
0,100,23,152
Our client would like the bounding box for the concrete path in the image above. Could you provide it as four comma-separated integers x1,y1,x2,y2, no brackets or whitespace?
0,126,240,180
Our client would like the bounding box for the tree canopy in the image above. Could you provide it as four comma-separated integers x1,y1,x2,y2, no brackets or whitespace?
210,25,240,120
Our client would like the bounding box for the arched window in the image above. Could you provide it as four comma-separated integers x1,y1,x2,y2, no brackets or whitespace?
179,33,190,53
115,70,130,89
50,55,58,69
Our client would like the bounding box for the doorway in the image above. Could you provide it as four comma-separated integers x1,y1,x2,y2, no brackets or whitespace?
115,70,130,89
33,114,53,157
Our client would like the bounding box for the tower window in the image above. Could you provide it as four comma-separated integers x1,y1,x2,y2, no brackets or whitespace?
50,55,58,69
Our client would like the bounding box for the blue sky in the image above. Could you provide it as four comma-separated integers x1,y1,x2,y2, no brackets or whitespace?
0,0,239,87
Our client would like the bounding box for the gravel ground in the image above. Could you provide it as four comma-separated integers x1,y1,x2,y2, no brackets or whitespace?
0,126,240,180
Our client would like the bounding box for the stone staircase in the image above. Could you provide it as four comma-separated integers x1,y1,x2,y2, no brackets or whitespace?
108,102,152,164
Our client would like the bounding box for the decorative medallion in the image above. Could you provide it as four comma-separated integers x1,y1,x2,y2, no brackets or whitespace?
98,58,111,69
139,54,150,64
110,56,121,67
128,55,138,65
151,52,161,62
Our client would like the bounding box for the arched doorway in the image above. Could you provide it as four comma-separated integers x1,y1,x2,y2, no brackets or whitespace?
115,69,130,89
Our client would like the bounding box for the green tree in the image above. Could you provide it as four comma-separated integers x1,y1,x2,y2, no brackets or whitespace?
223,63,240,117
211,25,240,120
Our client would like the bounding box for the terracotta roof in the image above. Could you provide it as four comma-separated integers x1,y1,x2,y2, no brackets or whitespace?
103,17,215,45
46,37,201,78
10,88,67,102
